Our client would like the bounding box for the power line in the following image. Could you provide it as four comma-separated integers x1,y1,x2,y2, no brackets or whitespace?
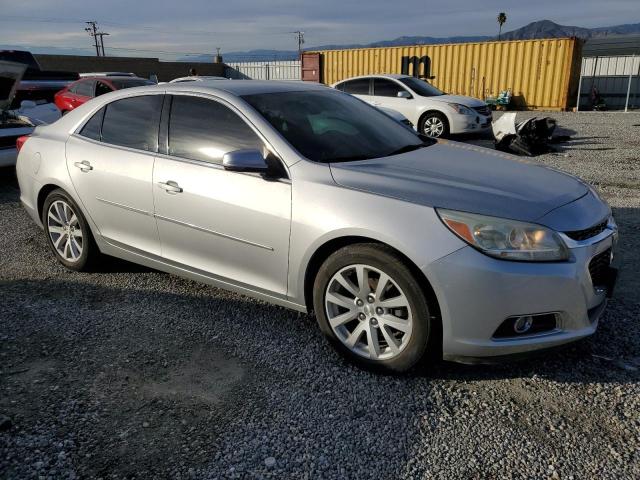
96,32,110,56
0,15,219,38
291,31,305,57
84,21,100,56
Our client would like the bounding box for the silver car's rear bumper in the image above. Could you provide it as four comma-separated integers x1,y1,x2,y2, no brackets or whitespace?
425,227,617,361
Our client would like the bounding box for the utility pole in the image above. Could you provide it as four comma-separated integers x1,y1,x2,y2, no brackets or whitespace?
292,30,305,58
85,21,100,56
96,32,110,56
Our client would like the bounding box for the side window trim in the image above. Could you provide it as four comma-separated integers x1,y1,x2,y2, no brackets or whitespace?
158,94,172,156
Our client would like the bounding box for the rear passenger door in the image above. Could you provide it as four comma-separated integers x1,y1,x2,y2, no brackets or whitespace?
66,93,164,255
152,94,291,295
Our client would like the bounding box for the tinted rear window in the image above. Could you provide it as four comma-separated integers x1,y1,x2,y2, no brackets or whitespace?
75,80,94,97
101,95,163,151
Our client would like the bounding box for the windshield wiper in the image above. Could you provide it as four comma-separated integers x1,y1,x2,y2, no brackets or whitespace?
325,155,375,163
387,142,428,156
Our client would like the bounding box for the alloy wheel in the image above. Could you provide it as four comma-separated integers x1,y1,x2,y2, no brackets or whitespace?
423,116,444,137
324,264,413,360
47,200,83,262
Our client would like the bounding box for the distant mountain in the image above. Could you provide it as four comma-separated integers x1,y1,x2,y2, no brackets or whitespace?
210,19,640,63
499,20,640,40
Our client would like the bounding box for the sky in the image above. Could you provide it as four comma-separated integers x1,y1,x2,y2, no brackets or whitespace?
0,0,638,59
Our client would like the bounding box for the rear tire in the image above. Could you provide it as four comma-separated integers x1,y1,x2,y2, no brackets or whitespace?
42,189,99,271
313,243,431,373
419,112,449,138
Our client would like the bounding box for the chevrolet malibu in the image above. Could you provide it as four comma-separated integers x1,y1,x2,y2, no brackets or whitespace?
16,81,618,372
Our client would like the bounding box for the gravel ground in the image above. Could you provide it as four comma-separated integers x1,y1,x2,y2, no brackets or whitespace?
1,111,639,479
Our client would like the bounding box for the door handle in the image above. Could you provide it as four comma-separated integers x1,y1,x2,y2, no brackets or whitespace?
158,180,183,194
74,160,93,172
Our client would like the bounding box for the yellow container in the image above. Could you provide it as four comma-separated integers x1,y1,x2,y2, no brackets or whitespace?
311,38,581,111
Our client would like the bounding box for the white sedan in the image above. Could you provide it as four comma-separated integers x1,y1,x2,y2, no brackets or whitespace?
332,74,491,138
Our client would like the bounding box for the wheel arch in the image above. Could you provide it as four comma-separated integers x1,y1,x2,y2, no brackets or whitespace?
303,235,442,355
37,183,65,221
418,108,451,130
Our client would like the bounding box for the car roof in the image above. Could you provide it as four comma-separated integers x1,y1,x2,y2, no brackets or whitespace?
77,75,150,82
334,74,409,83
79,72,136,77
170,76,227,82
162,79,328,96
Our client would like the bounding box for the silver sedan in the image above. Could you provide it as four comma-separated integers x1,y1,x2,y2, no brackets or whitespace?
16,80,618,372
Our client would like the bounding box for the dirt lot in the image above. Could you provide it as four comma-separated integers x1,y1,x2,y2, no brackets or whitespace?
1,111,639,479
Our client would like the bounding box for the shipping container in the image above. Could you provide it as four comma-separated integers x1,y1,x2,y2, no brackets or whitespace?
309,38,582,110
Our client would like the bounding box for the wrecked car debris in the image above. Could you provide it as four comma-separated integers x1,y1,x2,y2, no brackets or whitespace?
492,112,561,156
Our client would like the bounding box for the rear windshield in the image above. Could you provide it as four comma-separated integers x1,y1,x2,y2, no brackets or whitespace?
398,77,444,97
243,90,430,163
110,79,155,89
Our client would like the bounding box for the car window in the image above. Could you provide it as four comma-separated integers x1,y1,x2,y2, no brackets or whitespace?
75,80,94,97
78,107,105,141
337,78,370,95
101,95,163,152
373,78,407,97
168,95,263,165
397,77,444,97
243,90,429,163
95,81,112,97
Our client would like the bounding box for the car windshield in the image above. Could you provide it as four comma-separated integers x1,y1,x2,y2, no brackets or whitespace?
398,77,444,97
242,90,430,163
110,79,155,89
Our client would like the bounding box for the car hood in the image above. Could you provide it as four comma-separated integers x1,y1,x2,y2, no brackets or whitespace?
0,61,26,111
329,140,589,225
431,94,486,108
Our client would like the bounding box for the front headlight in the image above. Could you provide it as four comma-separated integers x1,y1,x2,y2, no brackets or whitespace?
447,103,475,115
437,209,569,262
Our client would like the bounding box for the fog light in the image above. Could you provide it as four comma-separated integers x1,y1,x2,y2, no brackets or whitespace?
513,316,533,334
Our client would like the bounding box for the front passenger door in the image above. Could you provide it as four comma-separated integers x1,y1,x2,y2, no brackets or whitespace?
153,94,291,295
371,78,414,119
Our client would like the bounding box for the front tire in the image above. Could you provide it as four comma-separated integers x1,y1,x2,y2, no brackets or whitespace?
313,244,432,372
42,189,99,271
419,112,449,138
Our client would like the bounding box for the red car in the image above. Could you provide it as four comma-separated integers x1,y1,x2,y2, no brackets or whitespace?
54,76,155,114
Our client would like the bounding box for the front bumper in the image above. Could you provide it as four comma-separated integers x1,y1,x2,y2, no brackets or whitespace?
450,112,493,134
424,226,617,361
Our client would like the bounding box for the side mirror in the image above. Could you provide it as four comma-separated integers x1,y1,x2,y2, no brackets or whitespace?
222,149,269,173
20,100,37,109
397,91,412,99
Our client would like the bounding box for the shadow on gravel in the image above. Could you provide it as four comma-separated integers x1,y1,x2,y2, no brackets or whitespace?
0,166,20,205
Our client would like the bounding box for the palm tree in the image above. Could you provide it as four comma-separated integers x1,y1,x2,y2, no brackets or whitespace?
497,12,507,40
